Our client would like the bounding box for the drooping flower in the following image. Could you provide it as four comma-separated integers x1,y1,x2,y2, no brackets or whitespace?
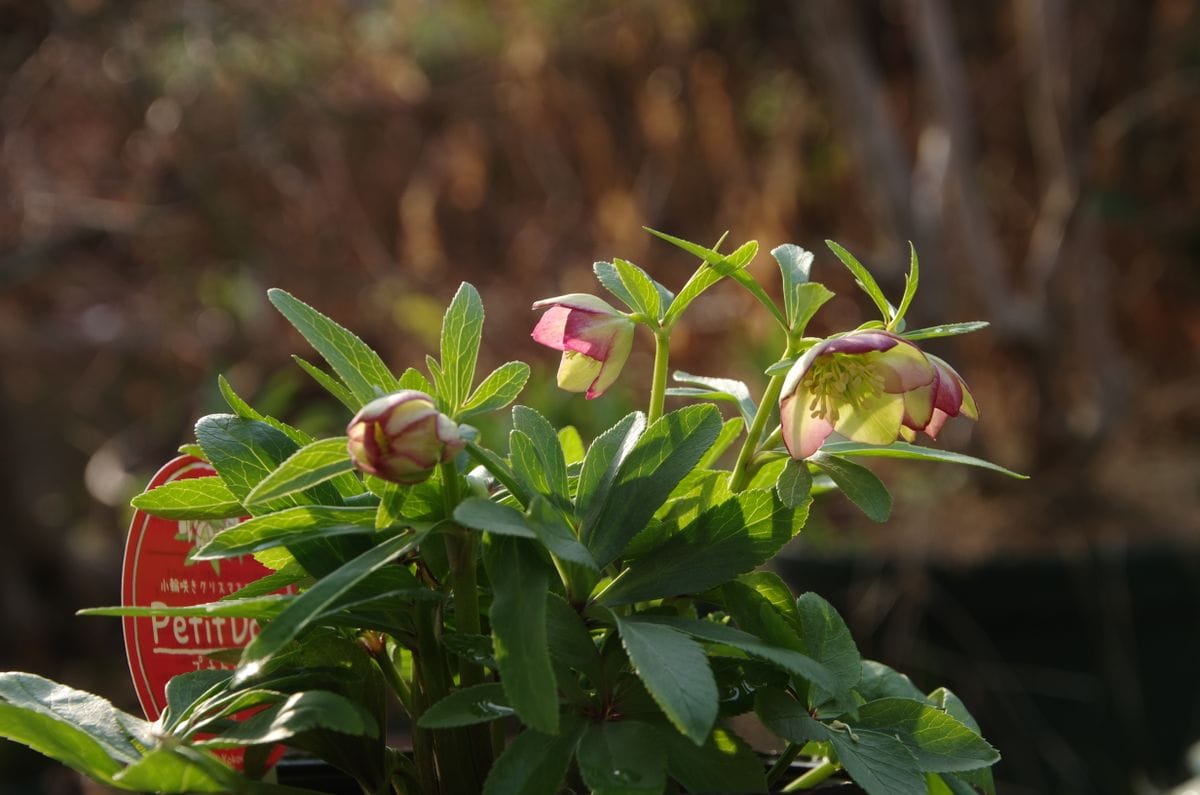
346,390,464,484
912,354,978,440
779,330,938,459
530,293,635,399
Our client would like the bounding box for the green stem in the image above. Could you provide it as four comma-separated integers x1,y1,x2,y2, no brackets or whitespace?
780,758,838,792
647,329,670,424
765,743,803,787
728,340,801,493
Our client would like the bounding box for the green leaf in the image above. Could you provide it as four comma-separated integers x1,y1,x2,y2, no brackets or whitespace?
557,426,586,465
545,593,600,674
776,459,813,509
482,718,585,795
439,282,485,413
819,441,1028,479
755,689,925,795
594,260,642,314
161,670,231,731
811,452,892,522
891,242,919,331
616,616,717,745
464,441,531,507
198,690,377,748
659,724,767,794
826,240,894,325
510,431,553,502
418,684,513,729
460,361,530,419
195,415,302,508
662,237,757,327
512,405,569,501
600,490,805,605
613,257,665,320
581,405,722,567
268,289,398,407
698,417,744,470
853,697,999,773
669,371,756,428
575,412,645,522
795,592,863,696
192,506,381,560
484,536,558,733
80,595,290,622
236,529,427,678
771,243,825,332
634,616,842,696
858,660,925,702
577,720,666,794
218,376,313,449
398,365,437,395
244,437,356,510
527,495,598,570
292,355,359,412
130,477,244,520
110,748,235,793
454,497,537,538
900,321,990,341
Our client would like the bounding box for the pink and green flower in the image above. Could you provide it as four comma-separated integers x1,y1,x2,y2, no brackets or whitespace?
531,293,635,399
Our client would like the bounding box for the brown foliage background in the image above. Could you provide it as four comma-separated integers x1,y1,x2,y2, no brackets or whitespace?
1,1,1199,792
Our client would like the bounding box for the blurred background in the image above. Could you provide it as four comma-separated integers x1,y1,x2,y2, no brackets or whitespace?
1,1,1198,793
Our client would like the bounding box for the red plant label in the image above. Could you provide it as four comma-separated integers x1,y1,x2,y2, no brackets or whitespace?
122,454,288,768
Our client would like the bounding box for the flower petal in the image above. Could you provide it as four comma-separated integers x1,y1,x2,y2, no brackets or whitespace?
902,383,934,430
557,351,603,393
832,390,905,446
586,321,634,399
781,393,836,460
878,338,935,392
531,293,623,315
531,305,573,351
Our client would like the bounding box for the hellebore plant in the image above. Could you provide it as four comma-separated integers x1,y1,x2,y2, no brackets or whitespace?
0,230,1023,795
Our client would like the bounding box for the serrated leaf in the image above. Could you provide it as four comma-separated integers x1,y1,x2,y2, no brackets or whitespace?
635,616,842,695
545,593,600,674
244,437,356,510
858,660,926,702
581,405,722,567
891,242,919,330
795,592,862,696
130,477,244,520
662,237,758,327
453,497,537,538
575,412,645,521
236,528,427,678
460,361,530,419
826,241,895,325
192,506,381,560
756,688,925,795
648,230,780,329
397,366,436,395
600,490,806,605
613,257,665,320
417,683,513,729
697,417,744,470
557,426,585,465
80,595,290,622
482,718,585,795
811,452,892,522
197,690,377,748
527,495,598,570
292,355,359,412
659,724,767,794
854,697,1000,773
268,289,398,407
578,720,666,794
218,376,313,448
616,617,717,745
819,441,1028,479
772,243,821,331
776,459,813,509
439,282,485,413
669,371,756,428
0,673,151,770
512,406,568,501
110,747,235,793
483,536,558,733
900,321,990,341
594,260,641,313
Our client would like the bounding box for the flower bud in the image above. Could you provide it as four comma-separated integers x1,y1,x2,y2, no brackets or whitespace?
531,293,634,399
346,390,464,484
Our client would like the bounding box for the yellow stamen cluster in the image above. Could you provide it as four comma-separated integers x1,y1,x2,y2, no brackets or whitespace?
800,353,885,424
